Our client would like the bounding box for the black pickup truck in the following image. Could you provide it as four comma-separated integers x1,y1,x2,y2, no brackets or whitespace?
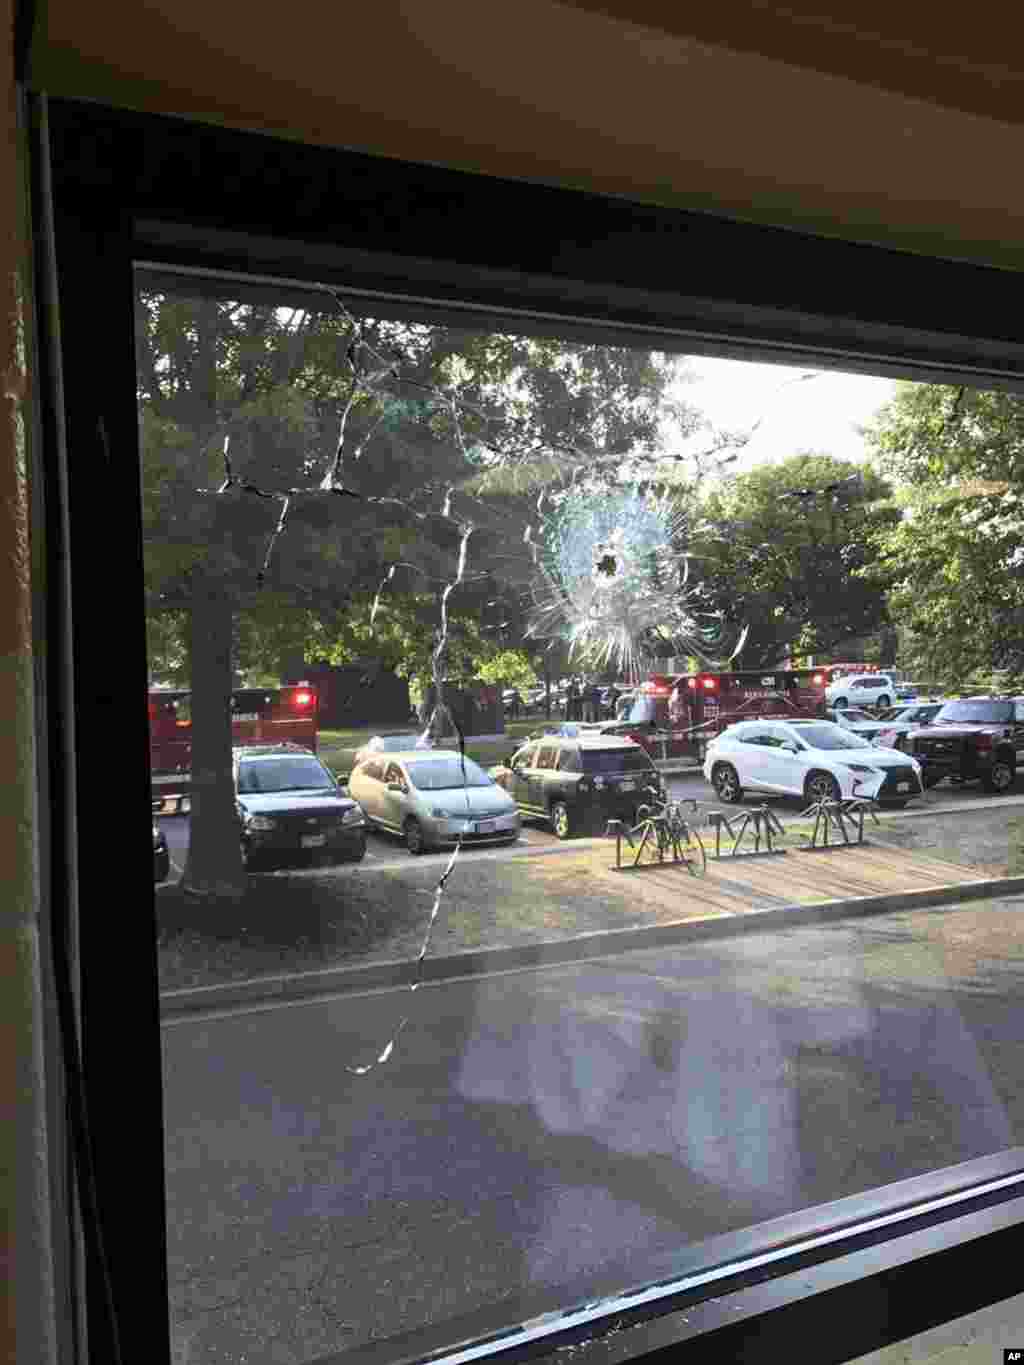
903,697,1024,793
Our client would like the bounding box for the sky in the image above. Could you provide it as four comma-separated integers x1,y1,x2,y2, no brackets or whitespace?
673,357,899,471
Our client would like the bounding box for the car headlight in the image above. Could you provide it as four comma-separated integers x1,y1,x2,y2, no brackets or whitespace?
247,815,276,830
341,807,364,826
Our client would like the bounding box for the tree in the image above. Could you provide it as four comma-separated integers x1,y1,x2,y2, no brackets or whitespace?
863,383,1024,688
139,288,683,896
690,453,897,667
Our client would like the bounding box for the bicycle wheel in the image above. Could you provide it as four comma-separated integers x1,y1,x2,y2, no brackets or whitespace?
680,825,707,877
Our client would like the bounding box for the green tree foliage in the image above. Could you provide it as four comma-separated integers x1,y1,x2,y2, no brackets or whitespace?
690,453,896,667
863,383,1024,688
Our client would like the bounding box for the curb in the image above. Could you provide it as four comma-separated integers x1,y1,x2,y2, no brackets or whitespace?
159,870,1024,1020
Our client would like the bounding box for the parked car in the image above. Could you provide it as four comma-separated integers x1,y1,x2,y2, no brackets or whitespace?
824,672,897,711
490,734,664,839
235,743,367,870
349,749,520,853
351,731,432,768
872,701,946,751
153,821,170,883
826,706,891,742
902,696,1024,793
703,718,924,808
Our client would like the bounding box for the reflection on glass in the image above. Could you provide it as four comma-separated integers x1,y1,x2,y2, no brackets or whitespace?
142,274,1021,1365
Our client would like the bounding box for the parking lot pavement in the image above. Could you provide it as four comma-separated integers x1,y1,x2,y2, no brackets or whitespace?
664,770,1024,826
155,776,1024,884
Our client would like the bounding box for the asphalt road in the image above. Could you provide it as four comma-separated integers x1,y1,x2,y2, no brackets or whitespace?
156,772,1017,882
161,901,1024,1364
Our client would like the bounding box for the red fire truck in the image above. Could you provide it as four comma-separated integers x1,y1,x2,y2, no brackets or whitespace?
613,668,830,760
149,683,319,808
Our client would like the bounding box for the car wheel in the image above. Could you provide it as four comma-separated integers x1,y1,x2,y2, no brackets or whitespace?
831,697,847,709
711,762,744,804
877,695,891,709
805,770,842,803
550,801,574,840
982,759,1015,794
404,817,427,855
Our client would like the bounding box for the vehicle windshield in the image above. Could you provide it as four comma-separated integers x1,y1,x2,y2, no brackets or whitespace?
625,696,658,724
237,757,335,793
935,700,1013,725
788,725,874,751
373,735,420,750
405,757,493,790
581,749,656,775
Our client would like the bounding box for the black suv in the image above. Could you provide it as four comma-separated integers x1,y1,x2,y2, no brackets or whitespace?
492,735,664,839
903,697,1024,793
235,743,367,869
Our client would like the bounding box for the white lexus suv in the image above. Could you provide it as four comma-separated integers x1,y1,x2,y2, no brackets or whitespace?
703,718,923,808
824,672,896,710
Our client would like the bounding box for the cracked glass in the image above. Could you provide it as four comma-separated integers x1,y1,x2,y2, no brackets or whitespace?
142,272,1024,1364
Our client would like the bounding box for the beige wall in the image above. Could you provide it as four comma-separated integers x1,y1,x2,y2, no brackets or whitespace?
29,0,1024,270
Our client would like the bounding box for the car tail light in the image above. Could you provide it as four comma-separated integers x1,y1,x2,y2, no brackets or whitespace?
702,677,716,690
812,673,824,686
975,733,993,750
687,678,697,689
294,689,314,707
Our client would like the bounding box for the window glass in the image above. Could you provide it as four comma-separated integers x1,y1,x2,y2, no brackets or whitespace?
141,272,1023,1365
237,755,334,792
580,748,656,774
1015,703,1024,723
790,724,875,750
936,700,1013,724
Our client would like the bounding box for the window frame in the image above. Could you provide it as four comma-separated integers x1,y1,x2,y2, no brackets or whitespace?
32,90,1024,1365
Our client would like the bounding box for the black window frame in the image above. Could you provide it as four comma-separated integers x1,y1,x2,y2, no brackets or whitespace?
30,90,1024,1365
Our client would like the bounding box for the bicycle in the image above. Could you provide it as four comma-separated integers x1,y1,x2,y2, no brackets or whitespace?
615,785,707,876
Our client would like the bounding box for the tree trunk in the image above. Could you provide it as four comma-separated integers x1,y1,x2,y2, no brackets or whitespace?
182,570,246,899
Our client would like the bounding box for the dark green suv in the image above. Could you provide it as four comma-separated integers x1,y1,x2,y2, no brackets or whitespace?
491,735,663,839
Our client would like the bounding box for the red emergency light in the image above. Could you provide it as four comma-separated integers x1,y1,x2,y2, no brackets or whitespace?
812,673,824,686
701,677,717,690
687,678,697,690
293,689,314,707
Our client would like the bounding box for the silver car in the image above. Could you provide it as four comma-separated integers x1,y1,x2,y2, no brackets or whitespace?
348,749,521,854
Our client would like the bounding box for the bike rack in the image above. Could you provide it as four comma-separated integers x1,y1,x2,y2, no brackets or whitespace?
706,804,787,859
605,795,704,874
798,796,880,849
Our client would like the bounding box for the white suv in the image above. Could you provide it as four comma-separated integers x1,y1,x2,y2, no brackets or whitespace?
825,673,895,711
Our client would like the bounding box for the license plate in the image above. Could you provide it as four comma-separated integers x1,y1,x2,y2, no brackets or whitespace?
234,712,259,722
897,782,910,792
301,834,327,847
476,821,496,833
